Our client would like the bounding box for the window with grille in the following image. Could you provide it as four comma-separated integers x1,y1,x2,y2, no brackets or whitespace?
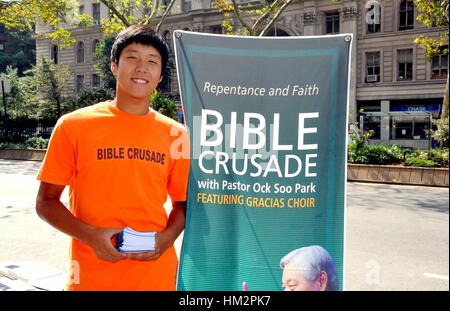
51,45,58,64
399,0,414,30
92,74,100,88
76,75,85,93
366,52,380,82
92,3,100,25
77,41,85,63
397,49,413,81
326,12,340,34
431,47,448,80
367,3,381,33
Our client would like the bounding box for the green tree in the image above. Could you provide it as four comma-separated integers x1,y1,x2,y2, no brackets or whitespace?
0,25,36,75
0,0,177,48
93,36,116,96
432,118,449,147
32,57,70,118
0,66,39,119
414,0,449,119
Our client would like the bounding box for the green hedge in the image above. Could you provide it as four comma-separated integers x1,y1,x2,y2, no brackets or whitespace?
404,149,449,167
348,139,448,168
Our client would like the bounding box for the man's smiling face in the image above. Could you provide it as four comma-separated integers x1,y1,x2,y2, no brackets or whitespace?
111,42,163,100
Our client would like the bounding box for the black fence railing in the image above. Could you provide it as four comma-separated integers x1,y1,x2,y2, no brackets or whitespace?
0,118,57,143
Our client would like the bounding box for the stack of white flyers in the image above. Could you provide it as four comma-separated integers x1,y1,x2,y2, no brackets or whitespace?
116,227,156,253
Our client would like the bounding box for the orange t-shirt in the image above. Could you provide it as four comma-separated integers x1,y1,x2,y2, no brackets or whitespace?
37,101,190,290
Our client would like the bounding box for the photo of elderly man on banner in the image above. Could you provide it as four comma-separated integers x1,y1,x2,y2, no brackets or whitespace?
174,30,351,291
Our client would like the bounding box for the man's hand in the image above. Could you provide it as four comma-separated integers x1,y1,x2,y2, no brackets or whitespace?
126,230,175,261
126,200,186,261
85,227,128,263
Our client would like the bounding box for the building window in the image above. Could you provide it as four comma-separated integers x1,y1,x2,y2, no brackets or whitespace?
0,43,5,51
366,52,380,82
399,0,414,30
76,75,85,93
361,115,381,139
79,5,84,14
431,47,448,79
367,3,381,33
390,115,431,140
210,25,223,34
51,45,58,64
325,12,340,34
181,0,191,12
92,74,100,88
92,3,100,25
77,41,85,63
92,39,100,59
397,49,413,81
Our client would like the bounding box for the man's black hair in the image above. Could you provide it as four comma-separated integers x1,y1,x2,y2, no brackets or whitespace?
110,24,169,77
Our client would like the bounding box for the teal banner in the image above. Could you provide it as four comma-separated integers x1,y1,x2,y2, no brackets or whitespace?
174,31,351,291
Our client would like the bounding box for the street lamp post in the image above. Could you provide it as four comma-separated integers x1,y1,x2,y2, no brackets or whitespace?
0,77,10,138
428,112,433,151
1,79,7,119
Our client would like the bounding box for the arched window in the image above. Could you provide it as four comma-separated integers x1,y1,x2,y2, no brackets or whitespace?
399,0,414,30
366,1,381,33
51,45,58,64
92,39,99,59
265,27,290,37
77,41,85,63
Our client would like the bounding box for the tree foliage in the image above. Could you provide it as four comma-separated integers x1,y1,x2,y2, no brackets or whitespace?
432,118,449,148
0,26,36,75
0,0,177,48
93,36,116,96
414,0,449,119
0,66,38,119
32,57,70,118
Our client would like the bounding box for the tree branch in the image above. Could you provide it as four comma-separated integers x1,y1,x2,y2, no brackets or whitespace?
231,0,252,35
99,0,130,27
156,0,176,32
145,0,160,24
251,0,282,35
259,0,294,36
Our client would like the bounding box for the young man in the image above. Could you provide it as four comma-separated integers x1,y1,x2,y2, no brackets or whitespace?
36,25,190,290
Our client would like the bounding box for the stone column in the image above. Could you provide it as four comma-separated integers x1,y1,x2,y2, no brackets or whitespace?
380,100,390,144
302,0,318,36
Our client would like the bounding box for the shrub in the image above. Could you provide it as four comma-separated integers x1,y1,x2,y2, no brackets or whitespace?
404,157,439,167
404,148,448,167
348,143,404,165
25,136,49,149
427,148,449,166
0,142,26,150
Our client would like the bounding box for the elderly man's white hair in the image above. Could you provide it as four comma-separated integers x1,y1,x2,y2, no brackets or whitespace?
280,245,339,291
